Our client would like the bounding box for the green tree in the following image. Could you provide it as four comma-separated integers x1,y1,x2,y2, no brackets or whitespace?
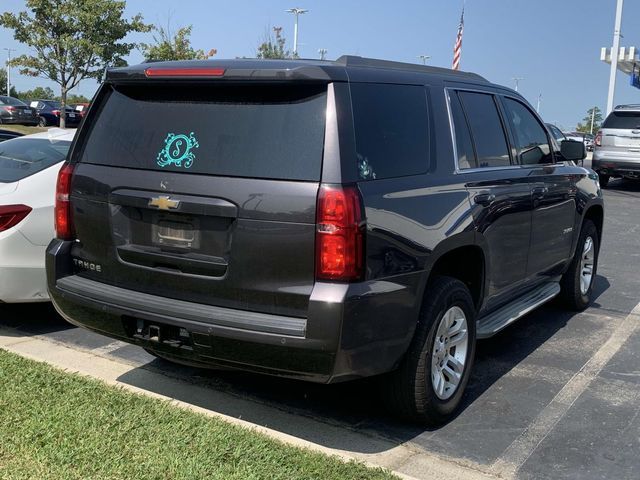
576,106,603,134
141,24,207,62
15,86,56,101
257,27,294,59
0,68,18,97
0,0,150,128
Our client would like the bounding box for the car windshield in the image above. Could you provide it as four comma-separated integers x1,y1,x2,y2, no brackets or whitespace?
0,137,71,183
0,96,27,106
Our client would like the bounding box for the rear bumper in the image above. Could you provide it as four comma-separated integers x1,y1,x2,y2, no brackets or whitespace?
47,239,422,383
0,116,38,125
592,154,640,176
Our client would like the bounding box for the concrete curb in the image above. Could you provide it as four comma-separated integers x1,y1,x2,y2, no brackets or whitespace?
0,327,498,480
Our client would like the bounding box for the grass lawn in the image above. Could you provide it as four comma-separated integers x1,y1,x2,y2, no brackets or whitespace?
0,125,48,135
0,350,396,480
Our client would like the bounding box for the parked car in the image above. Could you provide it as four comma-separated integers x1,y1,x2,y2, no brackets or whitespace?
28,100,81,128
0,129,23,142
69,102,90,119
0,128,76,302
46,57,603,425
592,104,640,187
583,133,594,151
0,95,38,126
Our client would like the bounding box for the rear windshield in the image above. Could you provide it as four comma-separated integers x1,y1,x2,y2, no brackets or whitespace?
79,84,327,181
0,96,26,106
0,137,71,182
602,111,640,129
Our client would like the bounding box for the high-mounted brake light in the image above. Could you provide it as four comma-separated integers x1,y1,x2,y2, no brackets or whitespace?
0,204,32,232
315,185,365,281
55,162,75,240
144,67,226,77
594,130,602,147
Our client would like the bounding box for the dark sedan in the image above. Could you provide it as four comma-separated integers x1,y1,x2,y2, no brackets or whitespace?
28,99,81,127
0,96,39,126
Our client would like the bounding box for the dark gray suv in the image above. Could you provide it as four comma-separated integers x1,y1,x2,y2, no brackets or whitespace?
46,56,604,425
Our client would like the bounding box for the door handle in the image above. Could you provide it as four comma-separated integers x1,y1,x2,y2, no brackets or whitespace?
474,193,495,206
532,186,548,198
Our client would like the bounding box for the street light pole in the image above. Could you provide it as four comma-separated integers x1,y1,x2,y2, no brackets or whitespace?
536,94,542,114
417,55,431,65
512,77,524,92
590,107,596,135
607,0,624,114
285,8,308,57
3,48,15,96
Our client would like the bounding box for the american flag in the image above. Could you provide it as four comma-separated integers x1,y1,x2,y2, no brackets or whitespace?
452,7,464,71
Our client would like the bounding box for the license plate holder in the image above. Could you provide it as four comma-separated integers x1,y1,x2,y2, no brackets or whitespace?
151,214,200,249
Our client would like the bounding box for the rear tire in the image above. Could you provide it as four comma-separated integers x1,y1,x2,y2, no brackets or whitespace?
598,173,610,188
560,219,599,311
38,116,47,127
382,276,476,425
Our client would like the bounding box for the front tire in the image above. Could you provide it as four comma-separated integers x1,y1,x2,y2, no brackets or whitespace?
560,219,599,311
383,276,476,425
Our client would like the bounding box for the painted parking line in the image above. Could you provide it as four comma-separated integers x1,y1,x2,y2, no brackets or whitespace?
490,301,640,478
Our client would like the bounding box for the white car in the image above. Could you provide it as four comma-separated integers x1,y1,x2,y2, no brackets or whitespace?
0,128,76,302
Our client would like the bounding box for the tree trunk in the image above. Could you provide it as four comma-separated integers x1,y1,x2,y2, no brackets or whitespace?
60,87,67,129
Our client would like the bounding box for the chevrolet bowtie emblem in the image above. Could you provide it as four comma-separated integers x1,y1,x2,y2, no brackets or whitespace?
148,195,180,210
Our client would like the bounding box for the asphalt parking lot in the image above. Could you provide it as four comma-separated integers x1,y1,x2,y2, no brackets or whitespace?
1,170,639,479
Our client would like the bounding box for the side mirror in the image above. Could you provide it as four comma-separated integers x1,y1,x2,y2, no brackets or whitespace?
560,139,586,162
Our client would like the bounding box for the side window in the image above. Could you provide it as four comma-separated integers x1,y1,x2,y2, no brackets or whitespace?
503,98,553,165
449,91,477,169
458,91,511,168
351,83,429,180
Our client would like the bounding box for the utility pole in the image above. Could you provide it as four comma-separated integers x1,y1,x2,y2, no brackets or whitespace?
417,55,431,65
512,77,524,92
536,94,542,114
607,0,624,114
590,107,596,135
3,48,15,96
285,8,308,57
318,48,327,60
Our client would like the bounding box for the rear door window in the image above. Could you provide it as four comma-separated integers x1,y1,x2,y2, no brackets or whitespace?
351,83,429,180
0,138,71,182
78,84,327,181
457,91,511,168
602,111,640,129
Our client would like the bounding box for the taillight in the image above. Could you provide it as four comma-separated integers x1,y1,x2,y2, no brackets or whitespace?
315,184,365,281
52,109,61,117
594,131,602,147
55,162,75,240
3,106,16,112
0,204,32,232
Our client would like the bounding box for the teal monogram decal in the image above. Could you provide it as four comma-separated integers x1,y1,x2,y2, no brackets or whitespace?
157,132,199,169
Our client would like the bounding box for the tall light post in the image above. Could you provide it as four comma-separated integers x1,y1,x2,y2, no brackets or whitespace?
417,55,431,65
318,48,327,60
285,8,308,57
607,0,624,114
512,77,524,92
536,94,542,114
3,48,15,96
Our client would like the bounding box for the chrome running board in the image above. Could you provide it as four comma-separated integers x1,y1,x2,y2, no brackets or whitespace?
477,282,561,339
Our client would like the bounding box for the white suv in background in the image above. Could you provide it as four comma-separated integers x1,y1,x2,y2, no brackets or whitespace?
593,104,640,187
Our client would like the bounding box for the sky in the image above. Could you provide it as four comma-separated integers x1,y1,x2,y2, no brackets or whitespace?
1,0,639,130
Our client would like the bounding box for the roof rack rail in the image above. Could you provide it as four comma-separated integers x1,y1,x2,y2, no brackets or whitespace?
334,55,488,82
614,104,640,109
